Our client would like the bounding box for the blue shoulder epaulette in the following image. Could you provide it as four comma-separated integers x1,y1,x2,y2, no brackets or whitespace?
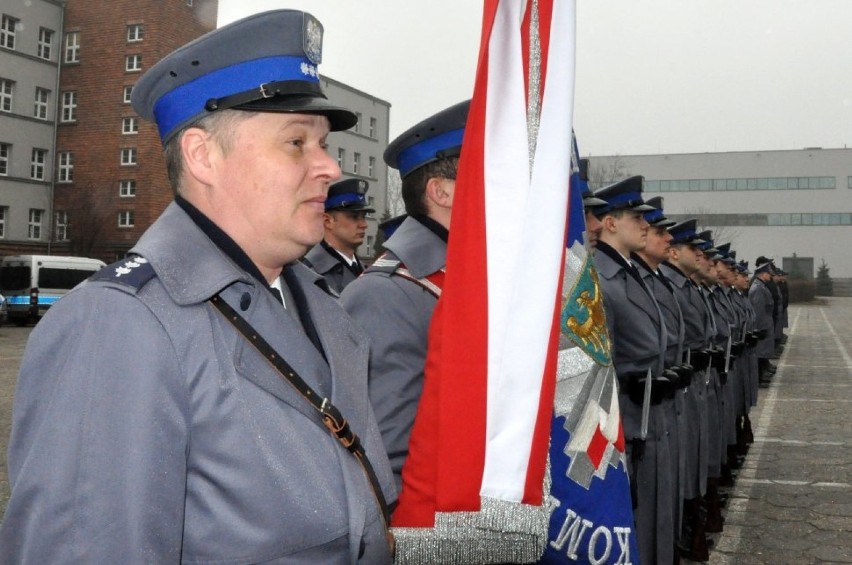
364,254,401,275
90,255,156,292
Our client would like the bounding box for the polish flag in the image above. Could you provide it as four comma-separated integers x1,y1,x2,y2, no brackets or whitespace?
393,0,576,536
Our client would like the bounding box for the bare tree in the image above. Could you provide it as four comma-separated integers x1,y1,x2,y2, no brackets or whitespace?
586,155,633,190
386,168,405,216
60,185,112,257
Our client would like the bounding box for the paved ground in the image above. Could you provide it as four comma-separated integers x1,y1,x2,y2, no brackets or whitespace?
0,323,32,517
707,297,852,564
0,300,850,563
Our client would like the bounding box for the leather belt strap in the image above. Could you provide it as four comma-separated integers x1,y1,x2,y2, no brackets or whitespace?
209,294,391,526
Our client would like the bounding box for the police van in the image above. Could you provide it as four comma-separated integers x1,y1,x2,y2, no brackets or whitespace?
0,255,106,325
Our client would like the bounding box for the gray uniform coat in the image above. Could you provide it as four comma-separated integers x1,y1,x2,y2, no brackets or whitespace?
303,241,361,295
634,256,684,536
0,203,394,564
594,243,673,565
340,216,446,490
749,278,776,359
660,263,709,500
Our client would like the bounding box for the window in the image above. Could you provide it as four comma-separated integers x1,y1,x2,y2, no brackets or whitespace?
58,151,73,182
369,117,377,138
337,148,346,169
353,152,361,174
119,179,136,197
354,112,362,133
127,24,143,42
34,87,50,119
0,78,13,112
31,148,47,180
61,91,77,122
120,147,137,166
123,85,133,104
125,54,142,72
0,142,9,175
38,28,54,59
1,15,18,50
55,211,68,241
28,209,43,240
368,156,376,178
0,206,6,238
118,210,135,227
122,116,138,134
64,31,80,63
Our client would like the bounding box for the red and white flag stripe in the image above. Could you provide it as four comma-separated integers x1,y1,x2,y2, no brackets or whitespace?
393,0,576,526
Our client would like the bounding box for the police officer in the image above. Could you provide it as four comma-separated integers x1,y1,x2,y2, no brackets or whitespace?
750,260,777,387
691,232,729,534
591,177,675,565
340,100,470,489
661,219,713,561
303,178,375,294
0,11,395,563
633,197,694,560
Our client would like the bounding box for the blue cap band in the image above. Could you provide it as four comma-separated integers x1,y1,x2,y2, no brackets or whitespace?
153,55,319,141
326,193,367,210
397,128,464,177
671,228,698,243
644,208,665,223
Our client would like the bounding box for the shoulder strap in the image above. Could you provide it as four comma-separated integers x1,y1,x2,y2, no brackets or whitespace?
208,294,391,527
365,252,445,298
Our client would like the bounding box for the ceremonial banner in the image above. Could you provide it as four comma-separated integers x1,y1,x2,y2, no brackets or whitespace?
539,139,639,564
392,1,576,562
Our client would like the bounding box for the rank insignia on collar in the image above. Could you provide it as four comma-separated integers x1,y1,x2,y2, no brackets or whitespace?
303,14,323,65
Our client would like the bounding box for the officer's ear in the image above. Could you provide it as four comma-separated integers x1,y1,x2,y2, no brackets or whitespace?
322,212,334,229
181,127,217,187
425,176,454,210
601,214,618,233
668,245,680,262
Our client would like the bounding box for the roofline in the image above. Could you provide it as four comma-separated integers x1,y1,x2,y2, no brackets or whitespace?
320,74,391,108
584,146,852,159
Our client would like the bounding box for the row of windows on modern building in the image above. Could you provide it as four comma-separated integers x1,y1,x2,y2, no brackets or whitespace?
668,212,852,227
644,176,849,192
0,206,136,241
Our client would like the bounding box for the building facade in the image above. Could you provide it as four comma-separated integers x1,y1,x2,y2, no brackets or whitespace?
322,77,391,259
0,0,64,256
588,148,852,278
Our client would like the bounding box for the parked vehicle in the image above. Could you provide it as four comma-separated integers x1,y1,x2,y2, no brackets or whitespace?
0,255,106,325
0,291,6,326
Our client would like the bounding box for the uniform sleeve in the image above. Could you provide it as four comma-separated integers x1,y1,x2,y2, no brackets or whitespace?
340,275,431,484
748,287,772,332
1,284,189,562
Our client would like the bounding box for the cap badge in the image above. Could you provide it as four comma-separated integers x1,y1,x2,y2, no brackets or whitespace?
303,14,323,65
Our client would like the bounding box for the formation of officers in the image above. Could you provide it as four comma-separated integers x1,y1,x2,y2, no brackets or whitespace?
576,175,789,564
307,103,791,565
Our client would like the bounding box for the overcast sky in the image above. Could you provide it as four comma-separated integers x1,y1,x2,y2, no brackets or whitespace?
217,1,852,157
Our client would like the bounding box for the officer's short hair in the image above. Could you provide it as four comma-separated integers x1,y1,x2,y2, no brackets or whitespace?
163,110,257,194
401,156,459,217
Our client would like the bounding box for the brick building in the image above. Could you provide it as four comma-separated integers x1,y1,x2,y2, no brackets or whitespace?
53,0,218,261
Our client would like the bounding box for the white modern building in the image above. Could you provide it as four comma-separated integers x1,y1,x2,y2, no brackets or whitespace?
587,148,852,278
